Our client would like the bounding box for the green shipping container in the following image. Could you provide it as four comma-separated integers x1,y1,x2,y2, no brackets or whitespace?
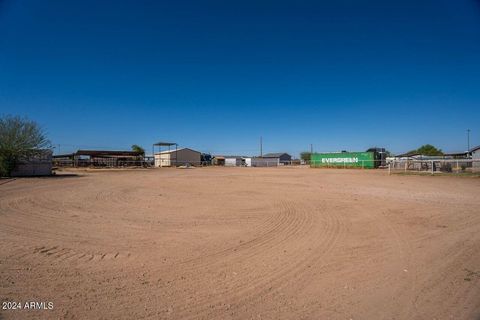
310,152,375,169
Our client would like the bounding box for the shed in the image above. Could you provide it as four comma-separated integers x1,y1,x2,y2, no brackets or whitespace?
155,148,201,167
225,157,242,167
261,152,292,165
252,157,279,167
212,156,225,166
11,150,52,177
213,155,251,167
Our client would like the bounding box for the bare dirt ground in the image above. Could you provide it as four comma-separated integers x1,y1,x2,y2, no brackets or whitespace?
1,167,479,320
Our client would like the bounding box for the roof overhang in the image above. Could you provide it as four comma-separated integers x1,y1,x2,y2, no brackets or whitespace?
153,142,176,147
75,150,143,157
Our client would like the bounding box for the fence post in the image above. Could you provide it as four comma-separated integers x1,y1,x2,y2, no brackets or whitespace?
388,162,391,175
431,160,434,175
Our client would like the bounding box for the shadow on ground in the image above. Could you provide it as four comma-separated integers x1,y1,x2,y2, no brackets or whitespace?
0,173,82,185
44,173,82,179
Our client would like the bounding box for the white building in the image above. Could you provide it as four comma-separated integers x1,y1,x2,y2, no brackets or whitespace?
154,148,201,167
224,157,241,167
471,146,480,172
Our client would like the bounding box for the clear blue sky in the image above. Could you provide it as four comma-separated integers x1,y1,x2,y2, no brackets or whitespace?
1,0,479,156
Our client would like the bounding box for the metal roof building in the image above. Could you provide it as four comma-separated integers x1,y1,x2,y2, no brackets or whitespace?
471,146,480,171
154,148,201,167
261,152,292,165
52,149,144,167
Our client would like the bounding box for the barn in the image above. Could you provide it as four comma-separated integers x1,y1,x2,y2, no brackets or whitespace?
53,150,144,167
155,148,201,167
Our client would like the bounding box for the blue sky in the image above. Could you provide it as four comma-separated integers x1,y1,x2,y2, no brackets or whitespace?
1,0,479,156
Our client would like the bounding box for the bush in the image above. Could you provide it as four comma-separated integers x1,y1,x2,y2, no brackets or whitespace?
0,115,51,177
0,155,7,177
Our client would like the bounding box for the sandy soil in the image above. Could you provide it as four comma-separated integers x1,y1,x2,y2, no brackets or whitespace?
1,167,479,319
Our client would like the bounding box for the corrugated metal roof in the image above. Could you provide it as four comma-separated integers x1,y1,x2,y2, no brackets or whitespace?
443,151,469,156
213,155,249,159
470,145,480,152
153,142,176,146
394,152,420,157
262,152,290,158
155,148,201,155
75,150,143,157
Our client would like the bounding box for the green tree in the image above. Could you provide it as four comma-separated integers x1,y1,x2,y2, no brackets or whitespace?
0,115,51,176
300,152,311,161
131,144,145,156
414,144,443,156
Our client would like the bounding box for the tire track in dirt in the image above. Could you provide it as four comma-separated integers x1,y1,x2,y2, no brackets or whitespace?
176,202,299,268
157,200,344,319
0,188,134,267
347,202,419,319
118,198,309,287
196,204,342,320
99,199,318,318
3,169,480,320
4,244,129,266
407,224,480,318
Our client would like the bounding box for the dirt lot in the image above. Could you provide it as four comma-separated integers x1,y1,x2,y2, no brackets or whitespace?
1,167,479,319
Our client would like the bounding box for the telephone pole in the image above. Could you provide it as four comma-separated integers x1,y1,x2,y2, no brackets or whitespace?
260,136,263,157
310,144,313,154
467,129,471,152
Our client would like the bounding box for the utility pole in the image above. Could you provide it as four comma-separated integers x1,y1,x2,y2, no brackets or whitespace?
467,129,471,152
310,144,313,154
260,136,263,157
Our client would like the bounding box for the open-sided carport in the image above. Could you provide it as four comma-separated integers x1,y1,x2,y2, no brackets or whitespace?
152,141,177,167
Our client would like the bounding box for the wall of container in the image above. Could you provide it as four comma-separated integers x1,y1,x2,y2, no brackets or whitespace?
310,152,376,169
